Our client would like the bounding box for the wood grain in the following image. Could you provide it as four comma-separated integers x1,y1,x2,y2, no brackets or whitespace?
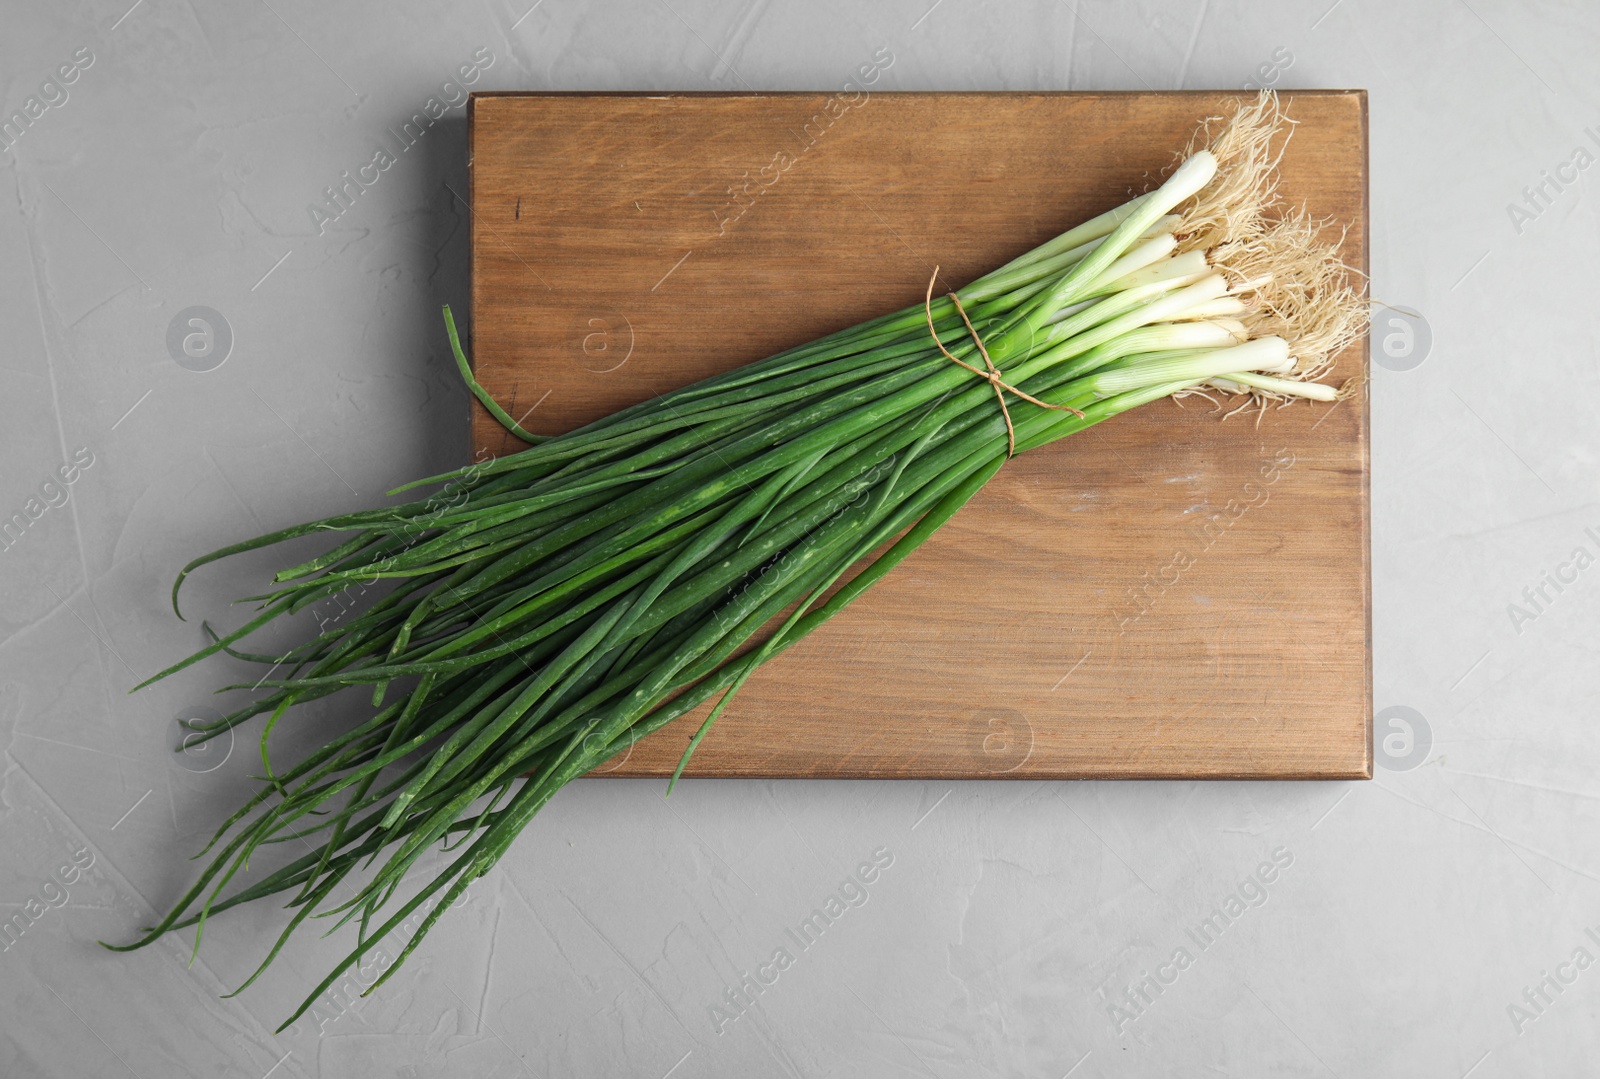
468,90,1370,780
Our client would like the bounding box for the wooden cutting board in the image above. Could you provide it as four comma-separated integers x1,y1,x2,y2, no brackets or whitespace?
467,90,1370,780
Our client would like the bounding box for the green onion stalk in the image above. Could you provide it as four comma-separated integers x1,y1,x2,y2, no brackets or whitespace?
111,92,1363,1029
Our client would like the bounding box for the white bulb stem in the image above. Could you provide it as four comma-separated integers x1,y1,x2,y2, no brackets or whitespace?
1090,234,1178,292
1089,336,1290,395
1219,370,1339,401
1176,297,1248,320
1034,152,1221,315
1091,249,1210,298
1154,151,1219,210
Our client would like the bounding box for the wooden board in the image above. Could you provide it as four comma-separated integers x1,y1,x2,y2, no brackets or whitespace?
468,90,1370,779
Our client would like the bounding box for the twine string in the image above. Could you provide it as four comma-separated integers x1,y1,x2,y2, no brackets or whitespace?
923,266,1085,458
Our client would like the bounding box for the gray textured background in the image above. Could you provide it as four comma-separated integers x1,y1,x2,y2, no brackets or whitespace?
1,1,1594,1076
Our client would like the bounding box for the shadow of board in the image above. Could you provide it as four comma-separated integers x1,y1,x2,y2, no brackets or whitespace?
314,109,478,479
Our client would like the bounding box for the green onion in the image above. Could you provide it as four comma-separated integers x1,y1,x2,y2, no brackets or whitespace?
108,91,1363,1030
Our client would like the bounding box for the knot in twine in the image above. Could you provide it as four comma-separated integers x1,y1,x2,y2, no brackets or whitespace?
924,267,1085,458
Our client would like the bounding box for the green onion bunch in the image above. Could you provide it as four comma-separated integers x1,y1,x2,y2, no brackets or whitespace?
113,94,1361,1029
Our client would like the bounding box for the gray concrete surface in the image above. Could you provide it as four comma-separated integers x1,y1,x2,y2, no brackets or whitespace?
1,1,1595,1076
